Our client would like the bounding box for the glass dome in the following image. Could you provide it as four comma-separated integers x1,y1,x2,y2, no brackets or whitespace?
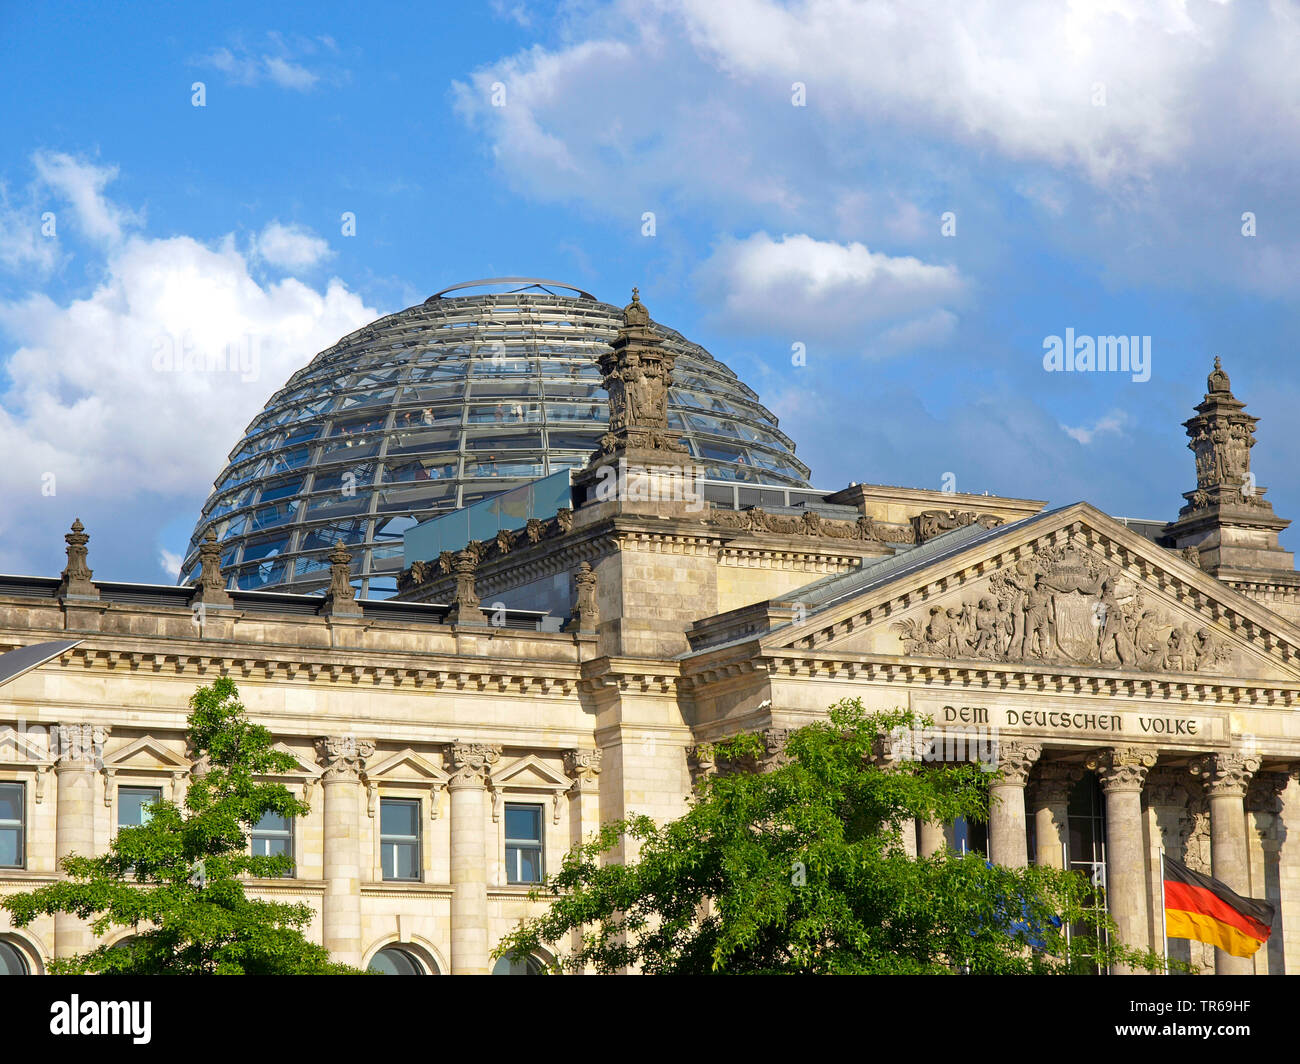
179,279,813,597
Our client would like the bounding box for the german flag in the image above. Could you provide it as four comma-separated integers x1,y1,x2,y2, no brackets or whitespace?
1163,854,1275,958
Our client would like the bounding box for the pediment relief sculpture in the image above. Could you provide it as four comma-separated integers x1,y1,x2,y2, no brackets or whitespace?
890,543,1236,673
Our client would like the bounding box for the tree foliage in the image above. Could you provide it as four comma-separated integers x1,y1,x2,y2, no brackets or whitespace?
3,677,356,974
496,700,1182,975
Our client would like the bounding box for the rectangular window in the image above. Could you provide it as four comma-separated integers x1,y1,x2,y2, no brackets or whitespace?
380,799,420,881
505,803,543,885
0,782,24,868
118,786,162,829
251,811,295,877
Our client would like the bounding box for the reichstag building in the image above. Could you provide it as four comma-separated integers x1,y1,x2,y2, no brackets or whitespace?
0,279,1297,976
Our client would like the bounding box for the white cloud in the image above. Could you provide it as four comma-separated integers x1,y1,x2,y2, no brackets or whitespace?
253,221,332,270
201,34,338,92
695,232,964,352
0,181,60,276
1063,409,1130,446
159,548,183,579
31,152,139,244
0,174,378,575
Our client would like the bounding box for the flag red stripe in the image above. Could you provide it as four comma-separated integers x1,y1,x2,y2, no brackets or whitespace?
1164,880,1270,941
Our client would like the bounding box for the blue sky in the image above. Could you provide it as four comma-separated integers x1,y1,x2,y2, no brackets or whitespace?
2,0,1299,583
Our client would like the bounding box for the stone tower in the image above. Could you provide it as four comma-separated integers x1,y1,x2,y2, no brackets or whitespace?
1163,358,1297,589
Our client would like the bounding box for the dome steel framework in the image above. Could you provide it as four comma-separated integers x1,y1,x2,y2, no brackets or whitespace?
179,280,813,597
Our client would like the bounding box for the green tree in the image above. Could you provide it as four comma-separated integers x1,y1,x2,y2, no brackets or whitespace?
3,677,357,973
496,699,1181,974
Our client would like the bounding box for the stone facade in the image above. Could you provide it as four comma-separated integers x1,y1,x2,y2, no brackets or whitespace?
1,325,1298,975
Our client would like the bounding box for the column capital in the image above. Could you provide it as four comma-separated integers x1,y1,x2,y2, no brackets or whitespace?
1085,746,1157,792
563,748,602,792
54,724,108,769
1028,761,1082,806
993,741,1042,786
1189,750,1259,798
315,735,375,780
446,741,501,788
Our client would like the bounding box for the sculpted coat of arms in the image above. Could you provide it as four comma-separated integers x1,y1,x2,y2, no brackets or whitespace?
891,544,1234,674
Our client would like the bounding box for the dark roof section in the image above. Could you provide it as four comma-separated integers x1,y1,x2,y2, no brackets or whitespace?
0,575,556,631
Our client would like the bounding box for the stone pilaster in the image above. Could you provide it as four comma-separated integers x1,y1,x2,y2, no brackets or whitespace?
1028,762,1081,869
53,724,106,958
563,748,602,972
1246,771,1289,975
446,741,500,974
988,741,1041,869
316,734,374,968
1190,750,1260,975
1086,746,1157,973
1276,769,1300,976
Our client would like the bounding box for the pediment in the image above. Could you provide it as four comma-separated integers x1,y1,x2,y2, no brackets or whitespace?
102,735,190,772
265,742,324,779
0,726,52,765
764,502,1300,682
365,748,450,785
492,754,572,792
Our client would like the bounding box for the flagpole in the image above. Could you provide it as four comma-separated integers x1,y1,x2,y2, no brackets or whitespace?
1159,847,1169,975
1062,840,1071,968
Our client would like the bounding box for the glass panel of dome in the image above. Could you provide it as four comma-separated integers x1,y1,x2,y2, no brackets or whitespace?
388,426,460,455
336,387,396,412
398,386,464,408
472,357,536,377
242,534,289,561
373,514,418,541
301,521,367,551
376,482,457,510
209,488,252,519
467,380,540,401
237,561,287,590
367,577,398,598
311,463,375,494
306,493,370,518
466,402,541,424
381,459,458,483
545,430,601,451
294,553,333,579
258,476,306,502
465,458,543,479
283,423,323,444
266,447,311,474
249,501,300,531
544,401,603,422
464,430,542,451
407,360,469,382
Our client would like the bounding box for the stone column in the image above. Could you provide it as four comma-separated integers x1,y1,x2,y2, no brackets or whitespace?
446,742,500,974
564,749,602,972
316,735,374,968
871,730,920,857
988,742,1041,869
1028,763,1081,869
1086,746,1157,974
53,725,106,958
919,819,947,857
1190,750,1260,976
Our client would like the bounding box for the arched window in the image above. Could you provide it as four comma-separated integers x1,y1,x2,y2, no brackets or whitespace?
492,954,545,975
367,947,427,975
0,940,30,975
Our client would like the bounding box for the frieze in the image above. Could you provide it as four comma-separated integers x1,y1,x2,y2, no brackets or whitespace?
890,542,1236,673
910,697,1227,746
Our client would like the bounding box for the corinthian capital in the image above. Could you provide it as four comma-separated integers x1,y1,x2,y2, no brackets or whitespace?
1086,746,1157,792
54,724,108,768
993,741,1042,786
1189,750,1260,798
446,741,501,787
316,735,375,780
563,748,602,790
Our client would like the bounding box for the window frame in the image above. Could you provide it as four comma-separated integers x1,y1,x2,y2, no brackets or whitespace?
250,810,296,878
0,780,25,870
504,802,544,886
379,797,422,883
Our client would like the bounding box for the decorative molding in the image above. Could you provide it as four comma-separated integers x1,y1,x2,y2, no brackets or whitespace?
315,735,375,780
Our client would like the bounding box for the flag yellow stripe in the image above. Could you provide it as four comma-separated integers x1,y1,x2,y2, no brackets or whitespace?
1167,910,1266,958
